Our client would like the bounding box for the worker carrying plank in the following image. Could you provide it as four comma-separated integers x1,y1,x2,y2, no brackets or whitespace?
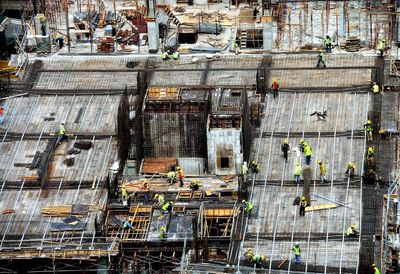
346,223,359,237
242,200,253,218
190,179,199,191
57,122,67,144
281,139,290,163
299,196,307,217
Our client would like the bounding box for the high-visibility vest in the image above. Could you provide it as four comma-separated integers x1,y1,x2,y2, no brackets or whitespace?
162,202,171,211
304,145,312,157
373,84,379,93
245,201,253,211
319,164,325,175
167,171,175,179
158,195,165,205
59,125,65,135
293,246,301,255
365,123,373,131
242,164,248,175
121,188,128,199
374,266,381,274
367,151,374,159
324,38,332,45
319,52,325,61
172,52,179,60
295,165,302,176
377,41,384,50
161,52,168,59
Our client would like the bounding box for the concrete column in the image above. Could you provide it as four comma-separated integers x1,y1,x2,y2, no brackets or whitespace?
262,21,273,50
147,20,160,53
302,166,312,205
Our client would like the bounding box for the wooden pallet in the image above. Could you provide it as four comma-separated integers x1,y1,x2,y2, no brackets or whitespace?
177,191,193,200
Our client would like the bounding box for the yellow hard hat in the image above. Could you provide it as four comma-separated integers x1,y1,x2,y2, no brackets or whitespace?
296,162,300,166
40,15,44,19
351,224,355,228
319,49,323,52
176,167,181,170
379,129,385,133
252,160,256,164
192,179,198,184
300,139,304,144
301,196,305,200
122,185,126,189
318,160,322,164
372,264,376,267
367,120,371,124
160,226,166,231
261,255,265,261
368,147,373,152
242,200,246,203
155,194,159,198
283,139,288,144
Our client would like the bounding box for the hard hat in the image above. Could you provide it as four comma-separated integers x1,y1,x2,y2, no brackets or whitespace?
170,201,174,204
40,15,44,19
382,38,386,42
301,196,305,200
143,179,148,183
318,160,322,164
379,129,385,133
176,166,181,170
300,139,304,144
261,255,265,261
372,264,376,267
61,121,65,125
319,49,323,52
243,161,247,165
242,200,246,203
155,194,159,198
252,160,256,164
368,147,373,152
283,138,288,144
367,120,371,124
296,162,300,166
192,179,197,184
160,226,165,231
122,185,126,189
295,242,300,247
351,224,355,228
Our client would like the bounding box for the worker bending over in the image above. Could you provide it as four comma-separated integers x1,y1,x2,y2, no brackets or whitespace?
167,170,176,185
190,179,199,191
154,194,165,206
162,201,173,213
242,200,253,218
345,161,356,177
299,196,307,217
250,160,260,174
346,223,359,237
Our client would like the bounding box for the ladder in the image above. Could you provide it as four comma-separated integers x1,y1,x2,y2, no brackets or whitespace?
164,6,181,27
240,29,247,49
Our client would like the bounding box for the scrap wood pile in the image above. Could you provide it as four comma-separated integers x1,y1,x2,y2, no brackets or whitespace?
98,37,115,53
116,29,137,47
343,36,360,52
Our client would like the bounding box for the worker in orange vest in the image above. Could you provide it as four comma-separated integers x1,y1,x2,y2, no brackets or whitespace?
0,106,4,124
271,79,280,98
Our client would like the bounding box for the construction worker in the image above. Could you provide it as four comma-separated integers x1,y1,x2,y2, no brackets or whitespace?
241,161,248,176
324,35,332,53
120,185,129,207
234,38,240,55
316,49,326,68
372,82,380,94
251,254,265,268
177,167,184,187
304,144,312,165
162,201,173,213
367,147,374,165
190,179,199,191
0,106,5,124
159,226,166,238
39,15,47,36
154,194,165,206
294,162,302,184
167,170,176,185
299,139,308,152
281,139,290,163
372,263,381,274
161,51,169,60
123,219,133,229
299,196,307,217
244,248,254,262
271,79,279,98
250,160,260,174
292,242,301,265
57,122,66,144
55,34,64,49
364,119,373,141
242,200,253,218
379,128,388,140
172,51,180,60
346,224,359,237
318,160,326,183
377,38,385,57
142,180,150,202
345,161,356,177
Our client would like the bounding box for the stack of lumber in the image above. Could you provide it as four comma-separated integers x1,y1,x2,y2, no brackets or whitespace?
41,204,90,217
142,158,178,174
344,36,361,52
97,37,115,53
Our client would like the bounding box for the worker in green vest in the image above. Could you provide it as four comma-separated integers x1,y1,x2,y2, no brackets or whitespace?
159,226,166,238
304,144,312,165
241,161,248,176
372,264,381,274
242,199,253,218
161,51,169,60
364,119,373,141
57,122,66,144
167,170,176,185
292,242,301,265
372,82,380,94
316,49,326,68
251,254,265,268
346,223,359,237
172,51,180,60
324,35,332,53
154,194,165,206
162,201,173,213
294,162,302,184
377,39,385,57
120,185,129,207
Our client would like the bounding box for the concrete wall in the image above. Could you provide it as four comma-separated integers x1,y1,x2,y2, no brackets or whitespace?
207,127,243,175
178,158,206,175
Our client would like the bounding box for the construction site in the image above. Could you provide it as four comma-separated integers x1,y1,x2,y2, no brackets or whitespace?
0,0,400,273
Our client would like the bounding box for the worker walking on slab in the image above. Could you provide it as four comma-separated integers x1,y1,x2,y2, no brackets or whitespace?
271,79,279,98
372,82,380,94
250,160,260,174
154,194,165,206
294,162,302,184
324,35,332,53
346,223,359,237
120,185,129,207
364,119,374,141
299,196,307,217
377,38,385,57
177,167,185,187
345,161,356,177
372,264,381,274
142,180,150,202
292,242,301,265
190,179,199,191
318,160,326,183
57,122,66,144
162,201,173,213
159,226,167,239
167,170,176,185
304,144,312,165
367,147,375,165
281,139,290,163
316,49,326,68
242,200,253,218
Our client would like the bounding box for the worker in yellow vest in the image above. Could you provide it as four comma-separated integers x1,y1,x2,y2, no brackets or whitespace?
377,39,385,57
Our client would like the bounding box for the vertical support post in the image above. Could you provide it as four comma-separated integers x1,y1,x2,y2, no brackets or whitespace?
64,0,71,53
302,166,311,205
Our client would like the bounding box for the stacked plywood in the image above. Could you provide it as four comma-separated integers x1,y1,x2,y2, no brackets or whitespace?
344,36,361,52
141,158,178,174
